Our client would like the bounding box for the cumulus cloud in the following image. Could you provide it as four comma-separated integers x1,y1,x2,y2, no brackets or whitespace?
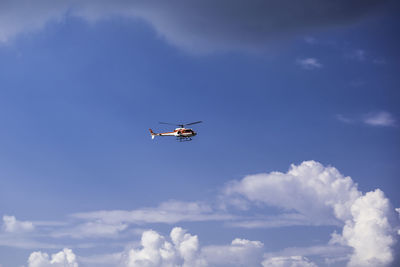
340,189,397,267
296,58,323,70
2,215,34,233
72,200,232,225
121,227,206,267
28,248,78,267
122,227,268,267
224,161,399,267
224,161,361,224
363,111,397,127
0,0,390,52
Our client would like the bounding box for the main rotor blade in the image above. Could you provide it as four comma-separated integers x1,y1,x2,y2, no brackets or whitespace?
159,122,181,126
184,121,203,126
159,121,202,127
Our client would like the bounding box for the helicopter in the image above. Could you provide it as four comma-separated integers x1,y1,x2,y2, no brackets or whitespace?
149,121,202,142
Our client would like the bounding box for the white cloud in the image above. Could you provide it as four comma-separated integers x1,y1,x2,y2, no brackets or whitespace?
0,236,58,249
296,58,322,70
52,221,128,239
262,256,317,267
28,248,78,267
0,0,390,52
202,238,264,266
264,244,351,266
363,111,396,127
396,208,400,236
223,161,399,267
122,227,267,267
0,215,68,250
224,161,360,224
337,111,397,127
0,216,65,250
2,215,34,233
78,252,123,266
341,189,397,267
72,200,232,225
121,227,206,267
170,227,204,266
228,213,339,229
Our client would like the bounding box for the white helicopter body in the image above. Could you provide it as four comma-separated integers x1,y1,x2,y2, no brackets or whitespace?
149,121,202,141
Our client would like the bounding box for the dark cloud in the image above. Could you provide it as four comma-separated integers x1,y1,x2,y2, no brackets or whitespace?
0,0,392,52
130,0,389,52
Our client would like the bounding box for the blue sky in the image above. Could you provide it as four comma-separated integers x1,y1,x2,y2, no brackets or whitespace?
0,1,399,266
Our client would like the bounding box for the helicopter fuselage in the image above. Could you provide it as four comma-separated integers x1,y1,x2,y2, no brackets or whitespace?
149,121,202,141
175,128,197,137
149,127,197,139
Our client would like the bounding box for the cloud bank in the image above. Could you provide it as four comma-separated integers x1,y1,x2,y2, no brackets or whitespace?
0,0,390,52
11,161,400,266
224,160,399,266
28,227,313,267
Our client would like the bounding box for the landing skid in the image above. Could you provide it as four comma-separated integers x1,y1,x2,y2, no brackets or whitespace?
177,137,192,142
